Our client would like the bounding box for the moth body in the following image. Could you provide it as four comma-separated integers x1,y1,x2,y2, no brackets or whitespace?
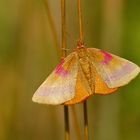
76,47,95,93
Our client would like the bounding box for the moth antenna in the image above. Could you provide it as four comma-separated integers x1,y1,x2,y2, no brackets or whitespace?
61,48,70,51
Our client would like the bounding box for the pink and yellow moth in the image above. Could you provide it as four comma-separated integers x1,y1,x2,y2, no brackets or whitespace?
32,44,140,105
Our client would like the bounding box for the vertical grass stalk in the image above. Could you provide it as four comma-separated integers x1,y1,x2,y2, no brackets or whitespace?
61,0,67,58
64,105,70,140
71,106,82,140
77,0,89,139
61,0,70,140
43,0,60,55
83,101,89,140
77,0,84,42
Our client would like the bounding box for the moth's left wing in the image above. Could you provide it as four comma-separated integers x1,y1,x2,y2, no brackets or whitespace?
88,48,140,88
32,52,78,105
64,64,92,105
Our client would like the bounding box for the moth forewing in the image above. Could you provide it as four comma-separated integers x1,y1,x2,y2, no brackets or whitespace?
88,48,140,88
32,52,79,105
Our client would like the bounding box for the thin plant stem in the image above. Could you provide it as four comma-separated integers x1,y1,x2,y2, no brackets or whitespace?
43,0,60,56
77,0,84,43
71,106,82,140
64,106,70,140
61,0,70,140
61,0,67,58
83,101,89,140
77,0,89,139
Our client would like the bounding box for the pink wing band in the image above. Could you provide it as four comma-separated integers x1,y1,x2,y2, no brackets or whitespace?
55,59,69,77
100,50,113,64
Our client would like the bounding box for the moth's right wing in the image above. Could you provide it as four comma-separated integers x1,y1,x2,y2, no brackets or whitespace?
88,48,140,89
32,52,79,105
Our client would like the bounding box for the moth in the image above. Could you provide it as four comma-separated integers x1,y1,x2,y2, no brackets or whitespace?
32,43,140,105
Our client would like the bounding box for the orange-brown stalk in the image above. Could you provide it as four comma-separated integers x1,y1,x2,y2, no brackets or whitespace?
77,0,89,140
61,0,70,140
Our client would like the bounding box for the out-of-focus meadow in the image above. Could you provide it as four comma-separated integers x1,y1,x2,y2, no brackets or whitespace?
0,0,140,140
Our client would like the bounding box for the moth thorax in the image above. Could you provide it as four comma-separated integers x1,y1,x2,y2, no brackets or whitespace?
79,57,92,87
77,48,87,58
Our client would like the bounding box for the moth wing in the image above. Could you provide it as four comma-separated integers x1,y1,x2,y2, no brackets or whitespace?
64,64,92,105
88,48,140,88
94,66,118,94
32,52,78,105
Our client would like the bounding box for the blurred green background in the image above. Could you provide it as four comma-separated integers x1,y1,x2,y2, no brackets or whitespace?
0,0,140,140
